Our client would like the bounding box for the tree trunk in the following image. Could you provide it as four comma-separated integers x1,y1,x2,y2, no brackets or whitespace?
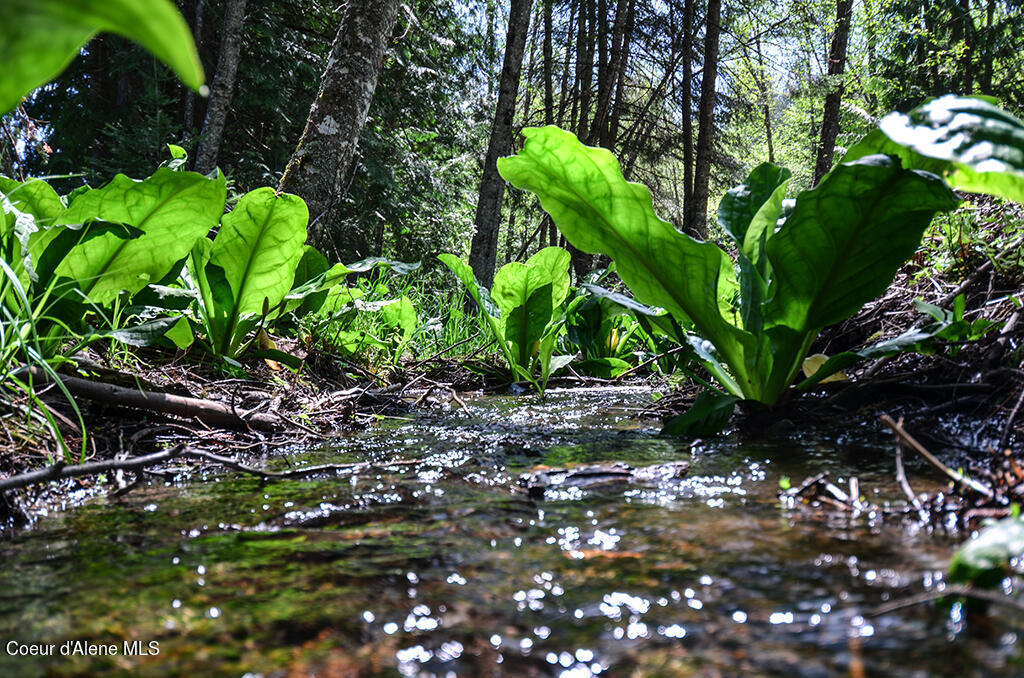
812,0,853,185
958,0,974,94
575,0,595,141
183,0,205,133
688,0,721,238
486,0,498,99
467,0,533,290
543,0,554,126
590,0,630,146
277,0,401,259
980,0,995,92
681,0,694,215
607,0,636,146
193,0,247,175
557,0,577,126
756,35,775,164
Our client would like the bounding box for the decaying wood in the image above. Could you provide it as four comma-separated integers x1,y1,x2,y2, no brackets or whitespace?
24,366,283,432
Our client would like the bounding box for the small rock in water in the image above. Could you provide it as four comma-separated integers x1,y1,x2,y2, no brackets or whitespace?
519,460,690,499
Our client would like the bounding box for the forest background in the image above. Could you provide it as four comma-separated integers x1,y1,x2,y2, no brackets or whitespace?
6,0,1020,287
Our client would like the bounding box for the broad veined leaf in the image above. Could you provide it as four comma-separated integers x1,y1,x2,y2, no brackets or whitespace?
491,247,572,368
717,163,791,247
0,177,68,285
95,316,187,347
439,253,516,370
764,155,959,334
285,245,331,315
187,238,230,349
344,257,422,276
492,264,555,367
521,246,572,308
56,168,226,303
381,295,418,342
211,188,308,317
662,392,740,436
0,177,64,224
498,126,754,395
0,0,204,114
844,96,1024,203
206,188,307,356
575,357,632,379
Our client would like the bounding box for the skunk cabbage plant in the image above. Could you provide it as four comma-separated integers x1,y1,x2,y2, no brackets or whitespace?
440,247,573,394
498,126,960,409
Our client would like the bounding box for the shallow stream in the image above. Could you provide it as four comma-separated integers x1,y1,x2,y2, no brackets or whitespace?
0,387,1021,676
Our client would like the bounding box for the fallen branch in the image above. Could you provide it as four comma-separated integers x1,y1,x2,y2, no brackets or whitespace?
0,444,421,493
881,414,994,499
894,443,929,522
614,345,690,381
867,584,1024,617
22,366,282,432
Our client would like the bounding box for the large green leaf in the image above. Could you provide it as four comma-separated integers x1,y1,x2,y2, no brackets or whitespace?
717,163,791,247
764,155,958,334
490,247,571,369
949,516,1024,589
1,0,204,114
208,188,308,355
844,95,1024,203
0,177,68,286
438,253,515,371
498,126,754,395
56,168,226,303
212,188,308,316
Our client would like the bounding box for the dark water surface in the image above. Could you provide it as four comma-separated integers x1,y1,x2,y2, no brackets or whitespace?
0,387,1021,677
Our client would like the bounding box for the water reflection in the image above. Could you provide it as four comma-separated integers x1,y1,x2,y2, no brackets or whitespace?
0,387,1020,676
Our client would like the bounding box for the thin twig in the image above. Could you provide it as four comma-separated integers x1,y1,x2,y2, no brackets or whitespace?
868,584,1024,617
1000,385,1024,450
0,445,423,493
408,333,481,368
894,443,929,522
881,414,994,499
614,345,691,381
448,388,470,415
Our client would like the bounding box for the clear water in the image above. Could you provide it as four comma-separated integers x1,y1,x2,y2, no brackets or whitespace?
0,386,1020,677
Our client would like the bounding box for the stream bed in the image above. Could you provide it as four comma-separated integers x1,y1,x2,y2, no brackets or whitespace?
0,386,1021,677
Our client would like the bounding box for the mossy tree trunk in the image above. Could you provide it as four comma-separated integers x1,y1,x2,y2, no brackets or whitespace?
278,0,402,260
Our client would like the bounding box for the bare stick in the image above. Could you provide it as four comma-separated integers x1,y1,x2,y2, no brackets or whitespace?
894,443,928,522
881,414,994,498
614,345,691,381
408,333,480,368
0,445,422,492
23,366,282,431
1000,385,1024,450
868,584,1024,617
